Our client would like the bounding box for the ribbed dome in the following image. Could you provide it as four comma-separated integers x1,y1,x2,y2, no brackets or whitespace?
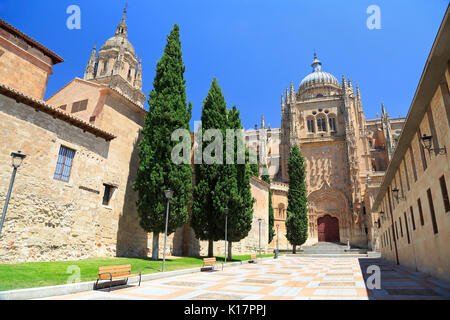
99,36,135,56
299,54,340,91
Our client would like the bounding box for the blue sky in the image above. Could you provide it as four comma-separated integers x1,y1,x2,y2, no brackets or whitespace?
0,0,447,129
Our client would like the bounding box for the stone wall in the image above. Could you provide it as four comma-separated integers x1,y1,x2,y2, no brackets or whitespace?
0,94,112,262
0,26,57,100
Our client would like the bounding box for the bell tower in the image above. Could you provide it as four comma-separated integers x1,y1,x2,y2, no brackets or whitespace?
82,5,145,107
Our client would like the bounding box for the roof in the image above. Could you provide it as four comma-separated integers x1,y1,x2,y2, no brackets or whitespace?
372,5,450,211
0,18,64,65
0,82,116,141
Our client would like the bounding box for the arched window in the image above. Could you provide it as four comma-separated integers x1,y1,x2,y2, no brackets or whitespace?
328,116,336,132
307,118,315,133
317,116,326,132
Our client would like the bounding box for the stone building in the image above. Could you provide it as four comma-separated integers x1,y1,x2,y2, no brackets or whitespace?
248,53,405,250
0,11,271,263
371,7,450,283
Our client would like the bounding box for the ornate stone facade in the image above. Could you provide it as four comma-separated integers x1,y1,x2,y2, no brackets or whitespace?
248,54,405,249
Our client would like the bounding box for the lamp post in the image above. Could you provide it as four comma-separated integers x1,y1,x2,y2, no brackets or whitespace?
0,151,26,236
276,224,279,259
162,189,173,272
257,218,263,261
224,207,229,266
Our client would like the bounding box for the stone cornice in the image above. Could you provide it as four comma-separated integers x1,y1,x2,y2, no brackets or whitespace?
0,82,116,141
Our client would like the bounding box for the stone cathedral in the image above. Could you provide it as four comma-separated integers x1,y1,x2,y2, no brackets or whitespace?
247,53,405,248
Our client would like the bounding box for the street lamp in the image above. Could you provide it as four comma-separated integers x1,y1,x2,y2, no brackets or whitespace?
420,134,446,155
162,189,173,272
224,207,229,266
0,151,26,236
391,187,404,202
257,218,263,261
275,224,279,259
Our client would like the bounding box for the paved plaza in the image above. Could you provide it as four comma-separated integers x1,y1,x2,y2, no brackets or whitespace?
43,256,450,300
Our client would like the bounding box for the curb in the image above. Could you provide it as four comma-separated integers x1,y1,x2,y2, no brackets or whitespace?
0,256,275,300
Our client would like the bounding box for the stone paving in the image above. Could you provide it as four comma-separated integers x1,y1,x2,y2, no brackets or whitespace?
42,256,450,300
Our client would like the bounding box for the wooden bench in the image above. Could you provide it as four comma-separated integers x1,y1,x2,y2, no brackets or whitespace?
202,257,217,271
249,253,257,263
96,264,141,291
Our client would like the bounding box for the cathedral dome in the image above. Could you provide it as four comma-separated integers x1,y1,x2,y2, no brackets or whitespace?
299,53,340,92
99,36,135,56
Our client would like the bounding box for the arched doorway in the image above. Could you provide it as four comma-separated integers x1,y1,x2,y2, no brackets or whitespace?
317,215,340,242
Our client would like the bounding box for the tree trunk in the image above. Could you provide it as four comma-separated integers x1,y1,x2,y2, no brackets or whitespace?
152,233,159,261
228,241,232,260
293,245,296,254
208,239,214,257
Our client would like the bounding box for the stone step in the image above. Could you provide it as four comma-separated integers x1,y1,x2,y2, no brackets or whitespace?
300,242,367,254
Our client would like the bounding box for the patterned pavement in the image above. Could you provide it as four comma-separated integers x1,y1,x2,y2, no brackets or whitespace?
44,256,450,300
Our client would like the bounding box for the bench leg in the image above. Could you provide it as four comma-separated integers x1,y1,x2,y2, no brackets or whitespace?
95,279,99,290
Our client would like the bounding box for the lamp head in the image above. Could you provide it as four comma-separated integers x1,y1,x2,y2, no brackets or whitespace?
420,134,433,150
164,189,174,199
11,151,26,168
392,187,399,200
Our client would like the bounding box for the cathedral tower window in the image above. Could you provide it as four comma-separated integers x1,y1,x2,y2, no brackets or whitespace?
328,116,336,132
317,116,326,132
307,118,315,133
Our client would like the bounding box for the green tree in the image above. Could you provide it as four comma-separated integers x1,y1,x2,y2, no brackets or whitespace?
225,106,255,259
133,24,192,260
285,145,308,253
261,165,275,244
191,78,229,257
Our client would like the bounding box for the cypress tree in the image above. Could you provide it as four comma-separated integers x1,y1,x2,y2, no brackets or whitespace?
225,106,255,259
133,24,192,260
261,165,274,244
285,145,308,253
191,78,229,257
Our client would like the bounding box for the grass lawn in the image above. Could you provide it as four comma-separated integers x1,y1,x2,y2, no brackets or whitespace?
0,253,277,291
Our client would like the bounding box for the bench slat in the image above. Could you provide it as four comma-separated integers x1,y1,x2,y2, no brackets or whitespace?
98,273,139,280
98,264,131,272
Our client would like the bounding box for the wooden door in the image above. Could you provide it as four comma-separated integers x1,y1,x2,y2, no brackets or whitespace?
317,215,340,242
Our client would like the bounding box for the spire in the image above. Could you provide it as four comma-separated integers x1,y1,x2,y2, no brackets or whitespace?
281,93,285,109
84,43,97,80
356,83,361,100
134,57,142,90
311,51,322,72
290,81,296,103
285,87,290,105
122,3,128,22
261,114,265,129
342,75,347,91
381,102,386,115
115,4,128,38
